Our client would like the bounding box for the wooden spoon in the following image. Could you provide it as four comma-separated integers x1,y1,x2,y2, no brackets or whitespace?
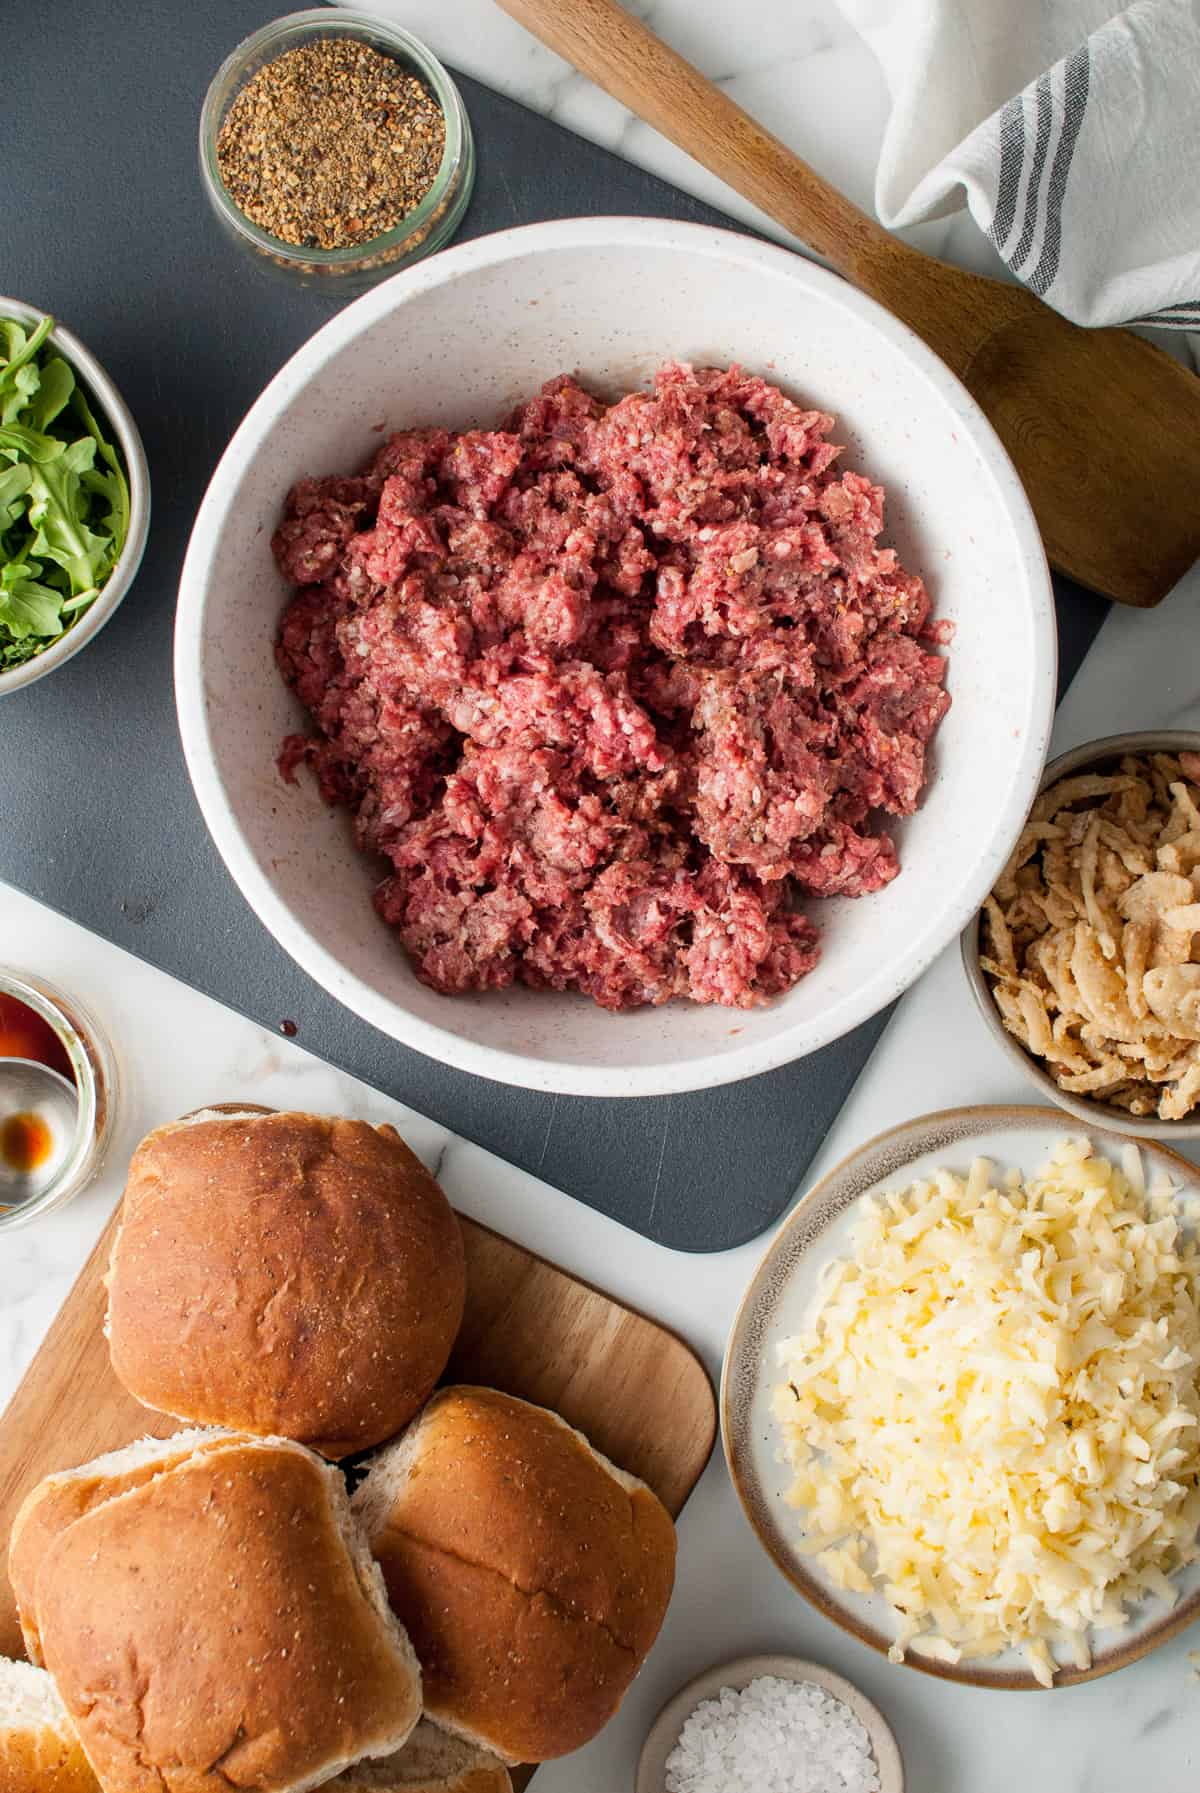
497,0,1200,607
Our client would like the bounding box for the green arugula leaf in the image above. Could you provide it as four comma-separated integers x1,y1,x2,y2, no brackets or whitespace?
81,466,126,541
0,320,28,364
1,361,41,427
0,421,67,464
0,635,43,671
0,461,30,530
0,312,132,672
0,314,52,387
71,385,130,547
26,356,74,431
27,437,114,596
0,558,67,638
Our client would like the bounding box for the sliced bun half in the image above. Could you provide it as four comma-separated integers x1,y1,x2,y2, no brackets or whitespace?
0,1658,97,1793
353,1387,676,1764
106,1113,467,1458
34,1434,422,1793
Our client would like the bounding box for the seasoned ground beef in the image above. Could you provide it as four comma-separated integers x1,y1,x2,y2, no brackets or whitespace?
273,364,950,1011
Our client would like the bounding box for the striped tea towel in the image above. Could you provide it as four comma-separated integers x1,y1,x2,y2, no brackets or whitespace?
834,0,1200,331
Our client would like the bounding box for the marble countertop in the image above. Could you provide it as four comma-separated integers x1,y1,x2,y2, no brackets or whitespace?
3,1,1200,1786
355,0,1041,283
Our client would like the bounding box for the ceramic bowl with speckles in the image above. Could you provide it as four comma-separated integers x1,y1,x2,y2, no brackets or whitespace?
174,218,1055,1096
638,1653,903,1793
722,1105,1200,1689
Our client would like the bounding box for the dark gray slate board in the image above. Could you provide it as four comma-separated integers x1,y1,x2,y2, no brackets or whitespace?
0,0,1108,1250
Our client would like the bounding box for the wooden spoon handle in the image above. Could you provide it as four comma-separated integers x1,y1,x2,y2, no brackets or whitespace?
495,0,899,288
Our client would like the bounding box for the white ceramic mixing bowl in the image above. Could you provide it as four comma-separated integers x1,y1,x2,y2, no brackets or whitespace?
175,217,1055,1096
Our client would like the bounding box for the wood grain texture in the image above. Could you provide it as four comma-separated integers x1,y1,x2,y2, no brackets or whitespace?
497,0,1200,608
0,1202,715,1793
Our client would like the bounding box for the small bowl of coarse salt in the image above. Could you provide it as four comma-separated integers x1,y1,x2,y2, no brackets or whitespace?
637,1655,903,1793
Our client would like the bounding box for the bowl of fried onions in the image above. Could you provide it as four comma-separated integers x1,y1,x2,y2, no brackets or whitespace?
963,731,1200,1136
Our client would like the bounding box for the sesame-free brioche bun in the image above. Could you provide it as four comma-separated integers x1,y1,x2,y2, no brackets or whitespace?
353,1387,676,1764
331,1724,510,1793
106,1112,466,1457
0,1658,97,1793
32,1433,422,1793
8,1430,230,1666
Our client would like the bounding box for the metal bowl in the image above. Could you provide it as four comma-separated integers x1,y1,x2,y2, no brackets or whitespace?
0,298,150,696
962,729,1200,1139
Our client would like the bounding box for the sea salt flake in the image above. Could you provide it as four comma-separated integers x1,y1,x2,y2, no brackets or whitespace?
663,1674,881,1793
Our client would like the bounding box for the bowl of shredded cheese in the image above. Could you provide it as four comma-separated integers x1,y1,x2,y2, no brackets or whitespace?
722,1107,1200,1688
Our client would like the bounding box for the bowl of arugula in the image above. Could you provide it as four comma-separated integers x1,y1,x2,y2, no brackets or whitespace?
0,299,149,693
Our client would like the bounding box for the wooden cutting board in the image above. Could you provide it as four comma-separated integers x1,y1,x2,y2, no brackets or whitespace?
0,1199,715,1789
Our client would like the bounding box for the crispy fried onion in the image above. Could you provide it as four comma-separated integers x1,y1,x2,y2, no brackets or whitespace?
981,754,1200,1120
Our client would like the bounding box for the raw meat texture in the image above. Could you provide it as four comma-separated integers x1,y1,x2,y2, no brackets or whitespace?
273,365,949,1010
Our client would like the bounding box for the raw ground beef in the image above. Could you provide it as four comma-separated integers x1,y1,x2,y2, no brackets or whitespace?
273,364,950,1011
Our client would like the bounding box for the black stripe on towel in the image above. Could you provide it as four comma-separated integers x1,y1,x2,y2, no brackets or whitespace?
1008,73,1055,274
987,97,1026,254
1131,309,1200,329
1028,46,1091,296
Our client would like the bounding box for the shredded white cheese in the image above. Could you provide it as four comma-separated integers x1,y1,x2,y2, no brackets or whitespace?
772,1138,1200,1686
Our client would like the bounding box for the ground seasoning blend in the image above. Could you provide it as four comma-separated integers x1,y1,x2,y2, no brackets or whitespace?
216,37,447,250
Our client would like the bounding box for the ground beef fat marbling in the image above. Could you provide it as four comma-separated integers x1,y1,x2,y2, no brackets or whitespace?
273,364,950,1012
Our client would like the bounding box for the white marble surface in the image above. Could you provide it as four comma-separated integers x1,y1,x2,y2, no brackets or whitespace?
354,0,1197,371
359,0,1003,278
3,568,1200,1791
3,1,1200,1784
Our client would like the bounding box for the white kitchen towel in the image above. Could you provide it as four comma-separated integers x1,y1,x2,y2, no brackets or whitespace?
835,0,1200,330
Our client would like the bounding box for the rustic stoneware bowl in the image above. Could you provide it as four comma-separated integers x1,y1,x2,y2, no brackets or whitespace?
722,1105,1200,1689
175,217,1055,1096
637,1652,903,1792
962,730,1200,1139
0,298,150,696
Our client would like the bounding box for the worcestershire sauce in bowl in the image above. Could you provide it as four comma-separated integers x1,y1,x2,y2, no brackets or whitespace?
0,993,77,1184
0,972,117,1229
2,1108,57,1176
0,994,75,1081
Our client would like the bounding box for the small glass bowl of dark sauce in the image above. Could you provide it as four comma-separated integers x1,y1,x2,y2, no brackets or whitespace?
0,969,118,1230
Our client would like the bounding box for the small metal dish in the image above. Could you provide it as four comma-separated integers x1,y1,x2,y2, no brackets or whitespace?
0,1059,80,1209
199,10,475,290
0,299,150,697
962,729,1200,1139
638,1653,903,1793
0,966,119,1230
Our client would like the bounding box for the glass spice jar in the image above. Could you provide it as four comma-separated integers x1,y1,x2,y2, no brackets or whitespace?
0,966,119,1231
199,10,475,291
